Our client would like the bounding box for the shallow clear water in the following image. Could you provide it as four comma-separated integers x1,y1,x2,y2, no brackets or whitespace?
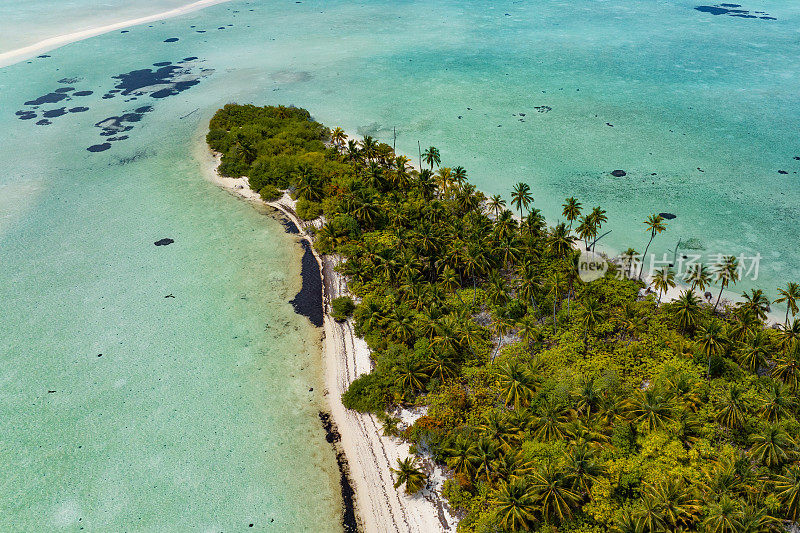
2,0,800,529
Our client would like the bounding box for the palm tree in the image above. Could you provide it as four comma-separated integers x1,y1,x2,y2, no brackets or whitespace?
696,321,726,376
423,351,456,382
564,444,603,496
422,145,441,169
575,215,596,251
469,438,499,482
562,197,582,231
625,388,676,432
391,457,426,494
497,362,537,409
588,206,607,251
547,223,575,258
713,255,740,312
685,263,712,294
780,318,800,350
774,464,800,521
652,266,675,303
452,165,468,188
738,288,770,321
717,384,748,430
360,135,378,161
759,382,795,423
330,127,347,150
492,479,537,531
703,495,743,533
578,297,605,353
673,289,702,333
621,247,638,279
487,194,506,218
772,344,800,391
394,358,426,398
510,182,533,218
639,214,667,280
443,436,475,478
749,424,793,468
737,329,770,374
529,464,580,523
776,282,800,326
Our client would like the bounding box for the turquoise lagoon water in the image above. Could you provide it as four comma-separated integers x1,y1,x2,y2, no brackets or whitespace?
2,0,800,529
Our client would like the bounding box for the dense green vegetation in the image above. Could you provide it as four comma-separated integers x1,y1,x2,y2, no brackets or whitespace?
208,104,800,533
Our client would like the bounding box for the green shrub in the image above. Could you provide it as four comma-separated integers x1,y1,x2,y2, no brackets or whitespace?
296,198,322,220
259,185,282,202
342,372,390,413
331,296,355,322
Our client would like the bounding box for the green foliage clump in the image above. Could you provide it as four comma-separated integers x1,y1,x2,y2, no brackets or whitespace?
258,184,282,202
331,296,355,322
295,198,322,220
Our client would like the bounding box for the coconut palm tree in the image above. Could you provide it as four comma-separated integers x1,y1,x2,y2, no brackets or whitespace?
759,382,795,423
360,135,378,161
423,351,457,383
774,464,800,521
422,145,441,169
529,464,580,523
562,197,582,231
780,318,800,350
684,263,712,294
487,194,506,218
639,214,667,280
625,388,676,432
673,289,702,334
703,495,743,533
391,457,426,494
713,255,740,313
776,282,800,327
510,182,533,218
737,329,771,374
652,266,676,303
738,288,770,322
621,247,638,279
492,479,537,531
717,384,748,430
588,206,607,251
394,358,426,397
575,215,596,251
443,436,475,478
749,424,794,468
330,126,347,149
578,297,605,353
773,344,800,391
497,362,537,409
548,223,575,258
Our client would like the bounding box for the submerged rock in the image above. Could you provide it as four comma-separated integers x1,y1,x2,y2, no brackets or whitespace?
611,169,626,177
154,238,174,246
658,212,677,220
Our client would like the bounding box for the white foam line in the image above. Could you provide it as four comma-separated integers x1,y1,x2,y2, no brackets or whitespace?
0,0,233,69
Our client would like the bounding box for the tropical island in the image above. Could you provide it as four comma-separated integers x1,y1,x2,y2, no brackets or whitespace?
207,104,800,533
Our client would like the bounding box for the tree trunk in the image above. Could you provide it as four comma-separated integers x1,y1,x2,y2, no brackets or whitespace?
714,285,725,313
639,233,655,280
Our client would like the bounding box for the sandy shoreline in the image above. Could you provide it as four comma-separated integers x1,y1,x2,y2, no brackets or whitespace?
199,147,457,533
0,0,233,69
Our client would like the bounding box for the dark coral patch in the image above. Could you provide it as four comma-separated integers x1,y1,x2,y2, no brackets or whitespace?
73,90,93,96
163,37,179,43
87,143,112,152
43,108,68,118
69,107,89,113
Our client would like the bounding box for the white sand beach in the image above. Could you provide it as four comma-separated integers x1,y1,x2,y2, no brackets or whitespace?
0,0,233,68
